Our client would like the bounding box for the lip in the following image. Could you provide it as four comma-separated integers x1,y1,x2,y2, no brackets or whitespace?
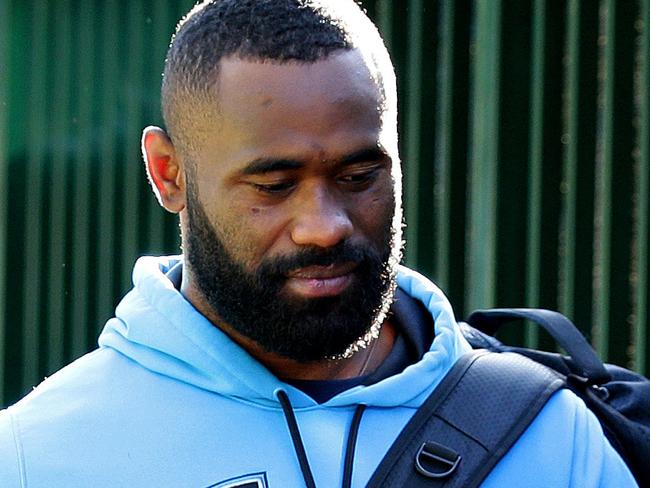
285,262,357,297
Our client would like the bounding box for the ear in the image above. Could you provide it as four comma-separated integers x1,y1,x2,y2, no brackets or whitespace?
142,126,186,213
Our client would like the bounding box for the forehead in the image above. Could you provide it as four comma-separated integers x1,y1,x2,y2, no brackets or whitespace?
217,49,383,112
190,50,388,168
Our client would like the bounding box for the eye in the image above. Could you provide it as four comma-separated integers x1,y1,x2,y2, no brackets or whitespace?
338,167,380,187
251,180,295,195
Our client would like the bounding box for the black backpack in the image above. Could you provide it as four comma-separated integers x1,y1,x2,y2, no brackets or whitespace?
367,308,650,487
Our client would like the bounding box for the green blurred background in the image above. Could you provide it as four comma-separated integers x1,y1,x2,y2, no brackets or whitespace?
0,0,648,407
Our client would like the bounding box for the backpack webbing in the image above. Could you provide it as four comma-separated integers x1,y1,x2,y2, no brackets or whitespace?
367,350,564,487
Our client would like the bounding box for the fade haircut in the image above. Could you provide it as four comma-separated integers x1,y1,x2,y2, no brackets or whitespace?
161,0,396,155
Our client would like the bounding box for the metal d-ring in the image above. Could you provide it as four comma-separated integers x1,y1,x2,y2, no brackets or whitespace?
415,441,462,479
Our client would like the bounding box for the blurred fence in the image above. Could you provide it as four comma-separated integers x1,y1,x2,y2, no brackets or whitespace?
0,0,648,407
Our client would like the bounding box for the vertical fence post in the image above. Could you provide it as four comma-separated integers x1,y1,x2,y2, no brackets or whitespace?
594,0,637,364
560,0,583,331
70,0,95,357
434,0,455,291
403,0,424,267
433,0,470,313
560,0,581,327
466,0,502,310
559,0,599,339
375,0,393,49
96,0,120,335
22,0,49,390
121,0,145,290
635,0,650,374
525,0,547,348
46,0,72,374
0,0,10,406
144,0,174,254
594,0,616,360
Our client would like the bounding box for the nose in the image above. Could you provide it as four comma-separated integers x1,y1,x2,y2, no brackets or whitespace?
290,185,353,248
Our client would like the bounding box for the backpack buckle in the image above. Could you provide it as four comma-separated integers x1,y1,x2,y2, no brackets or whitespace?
415,441,461,479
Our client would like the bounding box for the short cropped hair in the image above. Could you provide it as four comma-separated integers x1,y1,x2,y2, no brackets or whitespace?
161,0,395,154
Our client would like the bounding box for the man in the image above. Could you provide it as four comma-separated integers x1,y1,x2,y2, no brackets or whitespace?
0,1,637,486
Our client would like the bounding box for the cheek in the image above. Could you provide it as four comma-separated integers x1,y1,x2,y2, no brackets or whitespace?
202,202,258,264
220,204,289,266
352,185,396,237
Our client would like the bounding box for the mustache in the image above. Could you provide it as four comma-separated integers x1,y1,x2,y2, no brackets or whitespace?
257,241,380,278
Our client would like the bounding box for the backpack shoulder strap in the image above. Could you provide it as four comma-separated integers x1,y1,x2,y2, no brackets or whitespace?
366,350,565,488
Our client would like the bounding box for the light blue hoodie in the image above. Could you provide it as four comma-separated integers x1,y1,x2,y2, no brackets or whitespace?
0,256,637,487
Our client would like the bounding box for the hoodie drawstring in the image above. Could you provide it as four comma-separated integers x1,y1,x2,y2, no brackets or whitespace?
342,403,366,488
276,390,367,488
277,390,317,488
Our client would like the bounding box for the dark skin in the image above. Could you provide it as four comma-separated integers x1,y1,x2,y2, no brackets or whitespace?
142,49,400,380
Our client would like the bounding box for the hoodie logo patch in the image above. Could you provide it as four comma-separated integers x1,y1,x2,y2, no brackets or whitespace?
206,472,268,488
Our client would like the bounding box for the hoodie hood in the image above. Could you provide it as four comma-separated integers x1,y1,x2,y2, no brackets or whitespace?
99,255,471,409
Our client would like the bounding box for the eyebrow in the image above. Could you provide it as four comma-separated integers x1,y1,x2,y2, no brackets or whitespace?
239,146,390,176
340,147,390,166
240,158,303,176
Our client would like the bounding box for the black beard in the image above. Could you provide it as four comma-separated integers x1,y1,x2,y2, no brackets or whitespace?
184,185,399,362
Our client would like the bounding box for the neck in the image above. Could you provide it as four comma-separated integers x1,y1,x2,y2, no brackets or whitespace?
181,273,396,381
